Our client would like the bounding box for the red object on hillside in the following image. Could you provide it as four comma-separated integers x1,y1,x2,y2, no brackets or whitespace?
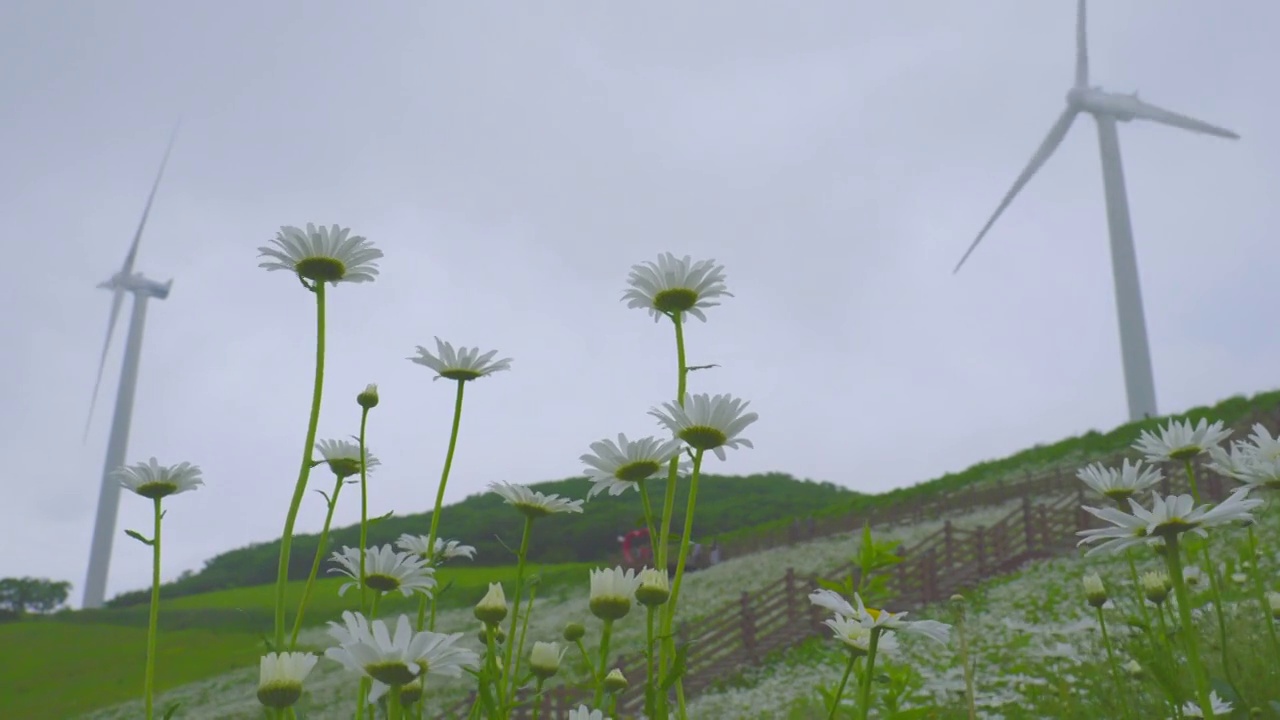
619,527,652,566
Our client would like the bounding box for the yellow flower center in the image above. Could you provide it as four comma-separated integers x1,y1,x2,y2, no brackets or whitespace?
653,288,699,313
295,256,346,282
616,461,661,483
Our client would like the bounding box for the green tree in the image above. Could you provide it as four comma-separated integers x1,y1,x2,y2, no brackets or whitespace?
0,576,72,616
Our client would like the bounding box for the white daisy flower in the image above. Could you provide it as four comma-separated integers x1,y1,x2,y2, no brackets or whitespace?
1180,690,1232,718
258,223,382,285
1077,501,1154,556
1134,489,1262,539
822,613,900,657
622,252,732,323
809,589,951,645
324,612,478,690
589,566,642,621
395,534,476,565
489,481,584,519
568,705,609,720
1208,424,1280,490
580,434,684,499
1076,459,1163,503
328,545,436,597
314,437,379,478
257,652,319,709
1134,418,1232,463
649,393,758,461
409,337,512,382
113,458,203,500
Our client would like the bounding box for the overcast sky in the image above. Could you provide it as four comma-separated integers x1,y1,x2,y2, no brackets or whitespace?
3,1,1277,606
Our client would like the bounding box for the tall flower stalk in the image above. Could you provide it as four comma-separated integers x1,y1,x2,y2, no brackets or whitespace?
1163,536,1215,717
116,459,204,720
409,338,511,639
259,223,382,652
355,384,378,720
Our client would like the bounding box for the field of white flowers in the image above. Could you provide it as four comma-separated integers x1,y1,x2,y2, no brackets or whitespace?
78,498,1029,719
687,497,1280,720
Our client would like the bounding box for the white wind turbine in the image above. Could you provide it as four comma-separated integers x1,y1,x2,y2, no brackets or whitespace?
953,0,1239,422
81,127,180,609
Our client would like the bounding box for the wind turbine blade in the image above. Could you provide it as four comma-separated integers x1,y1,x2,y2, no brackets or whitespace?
82,122,180,442
120,120,181,277
953,107,1078,274
1075,0,1089,87
1120,97,1239,139
82,289,126,442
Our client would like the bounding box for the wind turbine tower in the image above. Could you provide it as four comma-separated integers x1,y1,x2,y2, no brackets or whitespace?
953,0,1239,422
81,129,179,609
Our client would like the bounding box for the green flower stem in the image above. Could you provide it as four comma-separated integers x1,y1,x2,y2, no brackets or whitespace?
290,473,346,647
856,630,883,720
593,618,615,708
1122,546,1152,631
574,637,592,676
422,379,467,632
274,282,327,651
1182,460,1203,504
657,448,704,720
829,651,858,720
645,605,657,718
656,313,688,571
1164,535,1213,717
1183,461,1239,696
388,686,404,720
1096,607,1131,720
664,449,704,621
502,516,535,710
358,407,372,615
638,481,659,567
530,677,547,720
513,581,539,690
356,406,371,720
143,498,163,720
1246,525,1280,661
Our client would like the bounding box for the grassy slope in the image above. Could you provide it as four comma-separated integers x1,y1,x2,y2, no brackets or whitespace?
105,472,857,608
7,388,1277,718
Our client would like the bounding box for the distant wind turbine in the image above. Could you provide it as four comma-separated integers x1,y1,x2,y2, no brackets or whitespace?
81,125,180,609
953,0,1239,422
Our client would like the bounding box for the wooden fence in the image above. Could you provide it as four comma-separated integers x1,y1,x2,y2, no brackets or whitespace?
441,406,1276,718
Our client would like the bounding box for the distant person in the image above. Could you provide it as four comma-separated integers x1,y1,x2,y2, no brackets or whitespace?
689,542,703,569
709,541,721,566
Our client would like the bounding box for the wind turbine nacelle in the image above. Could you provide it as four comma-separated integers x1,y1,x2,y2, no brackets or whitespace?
97,272,174,299
1067,87,1137,121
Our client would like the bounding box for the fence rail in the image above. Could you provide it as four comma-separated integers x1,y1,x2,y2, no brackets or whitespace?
442,405,1278,718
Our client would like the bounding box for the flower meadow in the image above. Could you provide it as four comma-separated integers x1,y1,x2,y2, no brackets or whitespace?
95,224,1279,719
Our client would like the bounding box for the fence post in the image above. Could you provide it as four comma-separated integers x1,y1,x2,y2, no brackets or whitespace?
785,568,797,624
975,526,986,576
1022,496,1034,552
924,548,938,604
740,592,758,664
943,521,954,569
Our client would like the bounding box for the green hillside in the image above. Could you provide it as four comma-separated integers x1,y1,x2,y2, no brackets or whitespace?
105,472,857,607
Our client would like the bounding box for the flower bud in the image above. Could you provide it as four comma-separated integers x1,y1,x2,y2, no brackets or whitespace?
563,622,586,642
1082,573,1107,609
529,641,564,680
604,668,628,693
635,568,670,607
474,583,508,625
357,383,379,409
1141,571,1169,605
1267,591,1280,621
